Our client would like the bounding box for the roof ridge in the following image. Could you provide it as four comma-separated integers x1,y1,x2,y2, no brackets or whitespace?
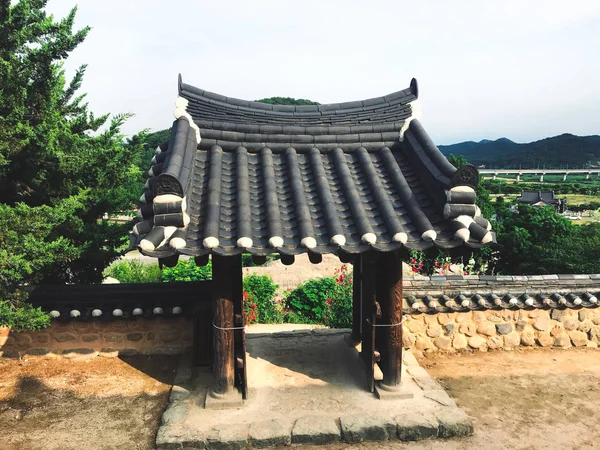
177,74,418,114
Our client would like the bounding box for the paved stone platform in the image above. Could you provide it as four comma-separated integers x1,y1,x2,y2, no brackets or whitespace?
157,327,472,449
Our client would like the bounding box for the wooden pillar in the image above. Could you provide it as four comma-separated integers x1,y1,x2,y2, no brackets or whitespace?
211,254,237,395
360,252,378,393
351,255,362,343
378,250,404,388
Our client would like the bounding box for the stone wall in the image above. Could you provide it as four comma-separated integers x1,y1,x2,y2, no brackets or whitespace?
0,317,194,358
401,274,600,354
403,307,600,355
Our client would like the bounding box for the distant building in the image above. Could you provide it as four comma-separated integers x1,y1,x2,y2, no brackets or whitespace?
516,190,566,212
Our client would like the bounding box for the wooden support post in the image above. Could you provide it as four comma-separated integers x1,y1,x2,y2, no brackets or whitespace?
351,255,362,343
360,252,378,393
378,250,404,388
231,254,248,399
211,254,236,396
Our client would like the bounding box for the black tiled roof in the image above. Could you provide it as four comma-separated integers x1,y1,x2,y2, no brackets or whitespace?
516,190,559,205
131,76,495,259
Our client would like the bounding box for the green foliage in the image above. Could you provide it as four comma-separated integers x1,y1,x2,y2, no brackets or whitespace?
0,300,50,332
283,265,353,328
284,277,336,323
439,134,600,168
255,97,320,106
161,259,212,282
103,259,162,283
491,204,586,274
482,179,600,196
0,1,146,331
323,265,353,328
243,274,280,324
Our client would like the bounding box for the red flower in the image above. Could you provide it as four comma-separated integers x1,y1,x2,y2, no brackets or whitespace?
243,291,249,301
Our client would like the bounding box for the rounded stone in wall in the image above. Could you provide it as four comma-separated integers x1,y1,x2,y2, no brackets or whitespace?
455,313,472,323
553,335,571,348
504,332,520,348
452,334,467,350
127,332,144,342
487,335,504,350
16,334,33,346
459,323,476,337
433,336,451,350
533,316,549,331
53,333,77,343
521,329,536,346
415,335,434,351
405,320,425,334
550,325,563,337
589,325,600,344
563,318,578,331
535,332,553,347
468,335,486,349
426,327,441,338
477,322,496,337
569,330,588,347
402,331,416,348
437,313,453,325
578,321,593,333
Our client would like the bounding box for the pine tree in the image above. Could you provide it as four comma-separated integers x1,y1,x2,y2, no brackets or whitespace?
0,0,145,314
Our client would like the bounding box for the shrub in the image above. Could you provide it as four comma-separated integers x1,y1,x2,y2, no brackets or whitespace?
161,259,212,282
243,274,281,324
283,265,353,328
104,259,162,283
0,300,50,332
284,277,336,324
325,265,353,328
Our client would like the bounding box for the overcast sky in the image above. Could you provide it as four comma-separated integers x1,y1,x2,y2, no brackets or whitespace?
46,0,600,145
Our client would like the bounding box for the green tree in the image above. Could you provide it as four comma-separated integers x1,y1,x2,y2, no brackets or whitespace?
0,1,144,320
491,204,576,274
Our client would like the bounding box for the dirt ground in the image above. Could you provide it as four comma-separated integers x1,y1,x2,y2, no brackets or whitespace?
0,355,179,450
1,349,599,449
301,348,600,450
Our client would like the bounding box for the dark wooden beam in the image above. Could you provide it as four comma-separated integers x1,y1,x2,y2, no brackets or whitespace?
351,255,362,343
231,254,248,399
211,254,237,395
377,250,404,388
360,252,378,393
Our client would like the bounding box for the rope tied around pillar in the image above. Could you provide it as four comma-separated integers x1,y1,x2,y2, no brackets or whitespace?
366,317,407,327
212,322,247,331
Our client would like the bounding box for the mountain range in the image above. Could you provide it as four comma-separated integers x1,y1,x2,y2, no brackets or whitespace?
438,134,600,169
